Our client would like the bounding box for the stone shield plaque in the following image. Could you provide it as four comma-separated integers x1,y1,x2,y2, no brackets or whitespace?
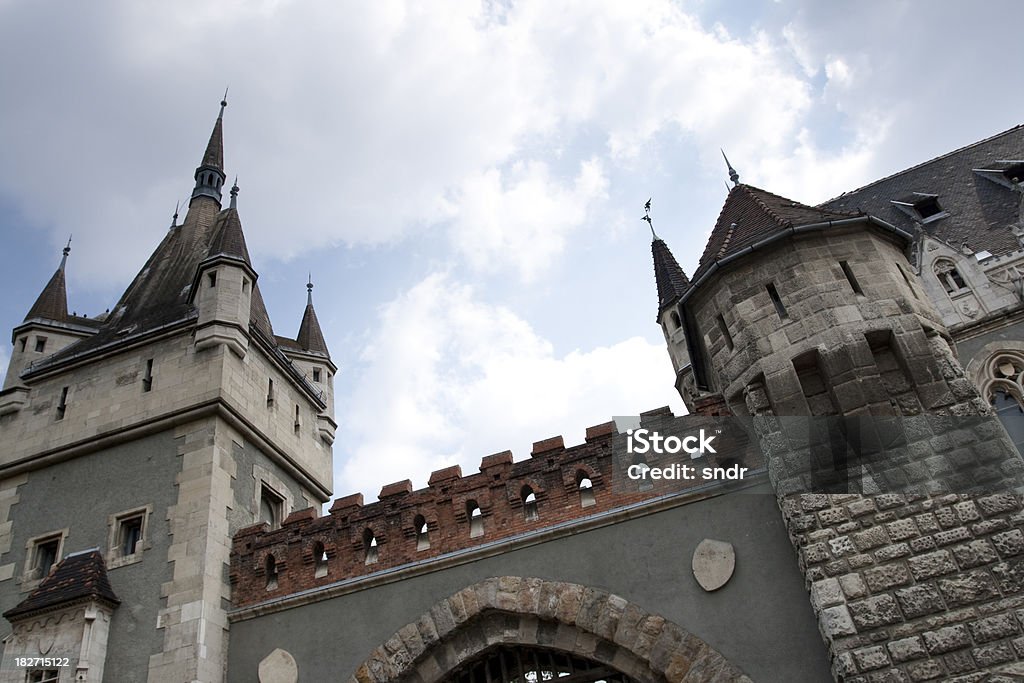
692,539,735,592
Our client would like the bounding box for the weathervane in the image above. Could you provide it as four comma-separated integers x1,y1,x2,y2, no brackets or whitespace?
638,198,655,239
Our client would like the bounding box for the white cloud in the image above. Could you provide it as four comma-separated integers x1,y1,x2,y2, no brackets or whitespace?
442,158,608,281
336,272,682,500
0,0,845,288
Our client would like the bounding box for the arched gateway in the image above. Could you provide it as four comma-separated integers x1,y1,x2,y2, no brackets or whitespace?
348,578,750,683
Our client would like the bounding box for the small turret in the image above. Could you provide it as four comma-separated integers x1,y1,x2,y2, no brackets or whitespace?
281,277,337,445
191,189,256,358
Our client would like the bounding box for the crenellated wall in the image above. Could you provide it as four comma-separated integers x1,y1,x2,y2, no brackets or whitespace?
229,406,760,609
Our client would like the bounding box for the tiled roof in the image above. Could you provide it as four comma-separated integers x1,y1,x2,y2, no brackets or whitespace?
652,238,689,316
202,115,224,171
206,208,251,265
4,550,119,620
821,125,1024,259
692,184,858,282
297,302,329,356
24,263,68,323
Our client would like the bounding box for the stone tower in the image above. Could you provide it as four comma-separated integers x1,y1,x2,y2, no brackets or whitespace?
655,183,1024,680
0,100,336,682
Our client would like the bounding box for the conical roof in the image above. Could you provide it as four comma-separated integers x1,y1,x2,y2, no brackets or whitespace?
691,184,859,282
25,252,69,322
652,238,689,317
297,283,329,356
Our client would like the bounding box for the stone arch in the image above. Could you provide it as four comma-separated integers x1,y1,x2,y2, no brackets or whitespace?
348,577,750,683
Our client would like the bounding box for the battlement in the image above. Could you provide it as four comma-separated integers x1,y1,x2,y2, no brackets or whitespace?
230,405,756,608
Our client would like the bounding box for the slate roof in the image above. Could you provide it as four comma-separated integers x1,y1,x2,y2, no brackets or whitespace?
24,259,68,323
4,550,119,620
297,301,329,356
28,114,280,373
652,238,689,317
691,184,859,282
821,125,1024,259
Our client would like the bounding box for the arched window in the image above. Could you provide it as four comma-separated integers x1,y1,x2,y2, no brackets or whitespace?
467,501,483,538
265,554,278,590
577,472,596,508
521,486,538,521
934,258,968,294
363,529,378,565
312,541,328,579
414,514,430,551
668,310,681,330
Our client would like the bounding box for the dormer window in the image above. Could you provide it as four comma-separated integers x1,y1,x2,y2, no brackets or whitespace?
891,193,947,223
974,161,1024,189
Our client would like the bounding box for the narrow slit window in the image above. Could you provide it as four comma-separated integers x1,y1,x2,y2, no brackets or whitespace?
265,555,278,590
716,314,734,350
840,261,863,295
56,387,68,420
34,337,46,353
467,501,484,538
578,473,596,507
207,271,217,288
766,283,788,319
294,404,301,433
363,529,379,565
312,368,321,383
313,542,328,578
267,378,275,406
522,486,538,521
142,358,154,392
415,514,430,551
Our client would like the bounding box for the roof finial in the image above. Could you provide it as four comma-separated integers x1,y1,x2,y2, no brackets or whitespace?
60,235,72,270
171,200,180,229
721,149,739,186
219,87,228,119
230,176,239,209
306,273,314,306
642,197,657,239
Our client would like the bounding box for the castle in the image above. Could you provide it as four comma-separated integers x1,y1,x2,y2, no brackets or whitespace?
0,102,1022,683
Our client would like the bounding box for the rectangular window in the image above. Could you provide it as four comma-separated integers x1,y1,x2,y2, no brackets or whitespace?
18,337,27,352
31,536,61,579
56,387,68,421
28,671,59,683
142,359,154,392
839,261,863,295
766,283,788,319
207,271,217,288
34,337,46,353
259,485,285,530
117,514,145,557
312,368,321,382
716,314,734,351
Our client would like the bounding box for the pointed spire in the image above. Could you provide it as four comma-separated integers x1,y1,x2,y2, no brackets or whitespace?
229,177,239,209
297,277,329,357
170,201,180,230
25,242,71,322
652,238,690,319
190,94,228,207
721,149,739,186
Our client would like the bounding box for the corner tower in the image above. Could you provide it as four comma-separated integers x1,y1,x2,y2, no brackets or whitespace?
0,99,336,683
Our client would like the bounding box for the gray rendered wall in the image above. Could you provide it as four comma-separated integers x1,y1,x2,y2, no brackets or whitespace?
227,483,830,682
0,429,180,682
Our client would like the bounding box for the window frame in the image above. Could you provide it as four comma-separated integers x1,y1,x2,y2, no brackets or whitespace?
106,505,152,569
22,529,68,589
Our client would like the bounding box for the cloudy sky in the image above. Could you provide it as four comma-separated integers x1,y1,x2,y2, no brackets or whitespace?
1,1,1022,502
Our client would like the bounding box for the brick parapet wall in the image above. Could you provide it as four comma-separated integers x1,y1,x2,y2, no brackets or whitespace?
230,405,754,608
